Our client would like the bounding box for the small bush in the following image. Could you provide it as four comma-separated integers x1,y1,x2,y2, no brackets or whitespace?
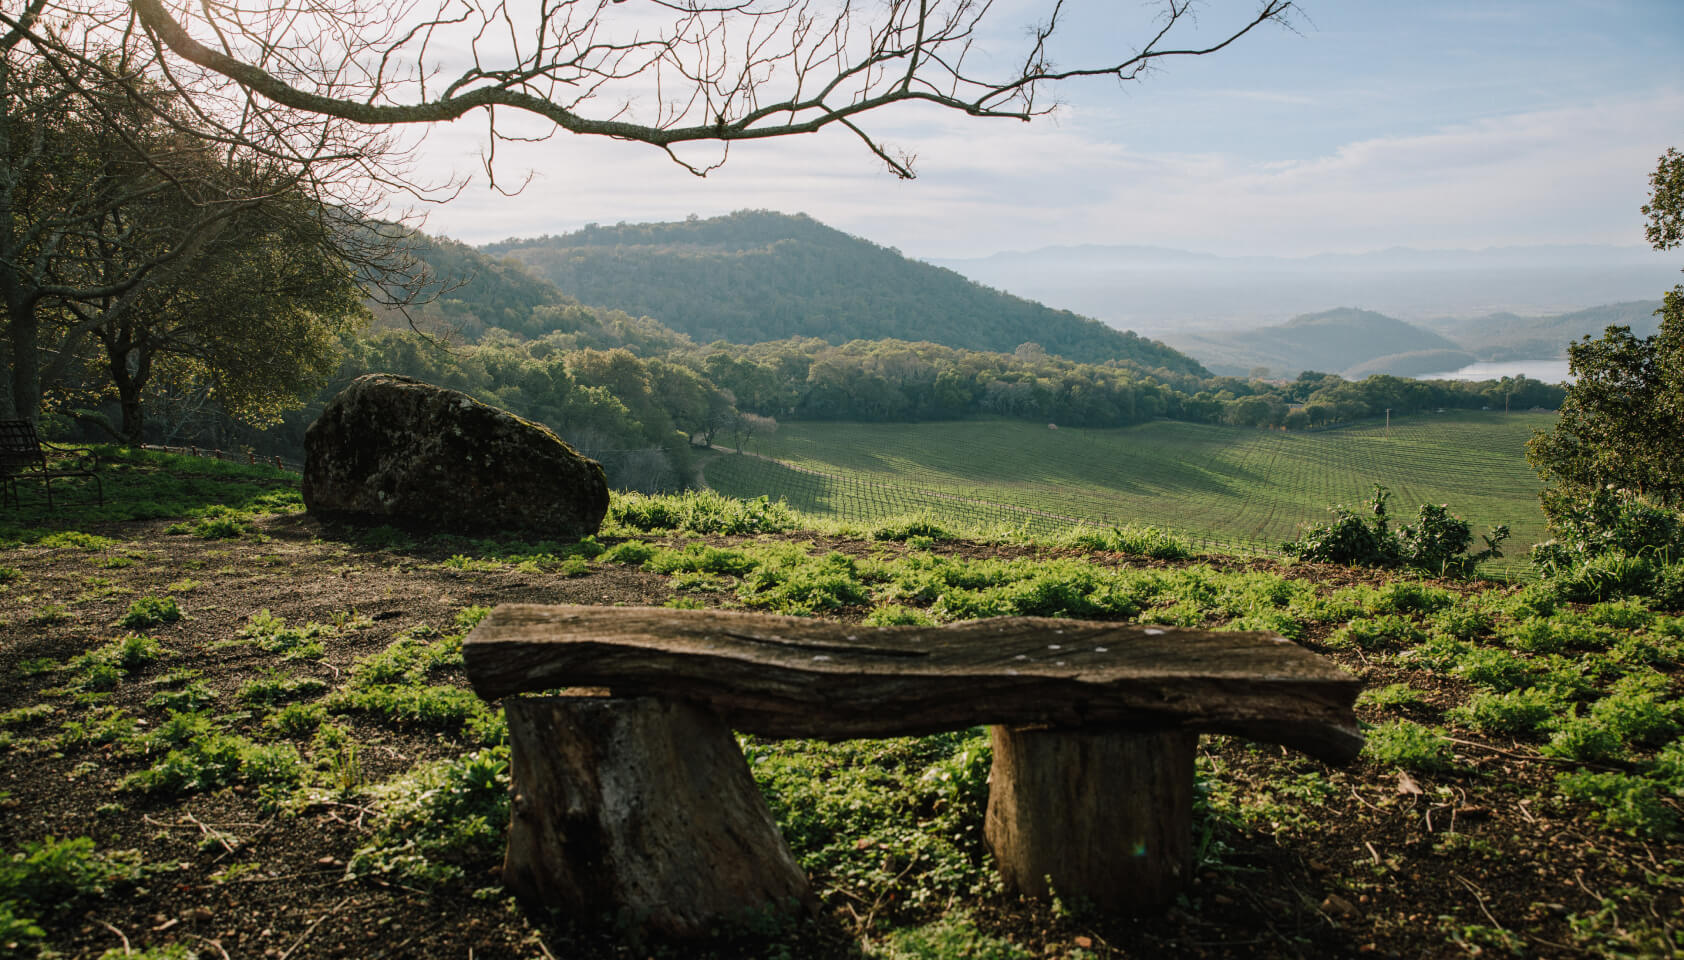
118,596,180,629
1285,485,1507,577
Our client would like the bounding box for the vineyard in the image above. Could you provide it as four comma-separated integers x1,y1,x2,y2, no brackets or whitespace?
703,412,1556,573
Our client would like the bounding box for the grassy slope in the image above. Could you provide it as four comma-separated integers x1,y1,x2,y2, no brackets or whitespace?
707,412,1553,573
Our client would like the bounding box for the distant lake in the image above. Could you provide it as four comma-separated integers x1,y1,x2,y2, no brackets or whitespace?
1417,359,1573,383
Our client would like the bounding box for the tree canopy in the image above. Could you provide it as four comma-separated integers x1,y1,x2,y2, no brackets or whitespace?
1528,148,1684,508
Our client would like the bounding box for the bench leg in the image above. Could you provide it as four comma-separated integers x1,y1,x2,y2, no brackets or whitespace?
985,726,1196,912
502,696,812,936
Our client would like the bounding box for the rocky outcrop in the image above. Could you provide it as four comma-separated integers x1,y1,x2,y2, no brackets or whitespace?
303,374,608,539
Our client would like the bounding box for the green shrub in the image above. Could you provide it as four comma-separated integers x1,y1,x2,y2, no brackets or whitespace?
1285,485,1507,577
118,596,180,629
1362,720,1453,772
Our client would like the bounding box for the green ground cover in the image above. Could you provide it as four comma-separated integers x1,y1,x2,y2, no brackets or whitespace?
706,412,1552,573
3,447,1681,958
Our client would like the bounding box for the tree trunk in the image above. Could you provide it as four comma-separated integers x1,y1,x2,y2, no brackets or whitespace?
502,696,812,936
985,726,1196,912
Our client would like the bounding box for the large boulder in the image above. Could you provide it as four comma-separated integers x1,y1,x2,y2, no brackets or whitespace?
303,374,608,538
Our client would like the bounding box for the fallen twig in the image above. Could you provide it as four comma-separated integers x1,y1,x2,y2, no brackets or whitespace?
278,895,352,960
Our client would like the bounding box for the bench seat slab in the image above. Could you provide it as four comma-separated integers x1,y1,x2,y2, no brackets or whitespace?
465,605,1363,763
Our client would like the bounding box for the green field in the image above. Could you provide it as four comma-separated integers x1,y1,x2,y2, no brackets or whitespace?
704,412,1555,572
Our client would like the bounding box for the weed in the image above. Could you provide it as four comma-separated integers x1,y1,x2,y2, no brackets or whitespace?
1355,684,1427,712
438,554,503,572
35,531,119,552
165,578,201,593
1362,720,1453,772
236,610,327,660
266,702,328,738
1332,614,1426,652
347,748,511,886
237,670,329,709
56,708,140,751
865,914,1032,960
1541,715,1625,763
598,541,655,565
864,604,936,627
0,836,146,916
1556,770,1677,836
0,566,21,584
145,682,217,714
15,658,55,677
871,514,956,542
0,705,55,728
123,729,302,798
608,490,798,535
1448,688,1564,738
29,603,70,626
112,634,164,672
118,596,180,629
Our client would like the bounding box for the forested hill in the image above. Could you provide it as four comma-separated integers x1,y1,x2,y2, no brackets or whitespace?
481,210,1208,376
368,231,696,355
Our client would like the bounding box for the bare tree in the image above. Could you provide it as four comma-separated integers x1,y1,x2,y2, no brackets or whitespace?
118,0,1294,178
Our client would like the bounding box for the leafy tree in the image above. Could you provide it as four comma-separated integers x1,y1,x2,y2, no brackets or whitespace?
1528,148,1684,507
0,23,407,430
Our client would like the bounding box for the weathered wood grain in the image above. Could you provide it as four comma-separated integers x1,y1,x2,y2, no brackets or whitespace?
463,605,1363,762
986,727,1196,909
502,696,812,935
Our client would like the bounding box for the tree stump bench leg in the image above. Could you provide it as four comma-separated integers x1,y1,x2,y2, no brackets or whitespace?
985,726,1196,911
502,696,811,936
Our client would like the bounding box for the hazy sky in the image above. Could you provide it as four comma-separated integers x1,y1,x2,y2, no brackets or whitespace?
409,0,1684,260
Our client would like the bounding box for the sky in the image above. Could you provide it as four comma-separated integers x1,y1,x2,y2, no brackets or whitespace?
405,0,1684,261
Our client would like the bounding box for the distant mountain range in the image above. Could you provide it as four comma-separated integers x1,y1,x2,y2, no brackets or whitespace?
391,212,1670,387
1168,301,1665,380
929,243,1677,335
481,211,1208,376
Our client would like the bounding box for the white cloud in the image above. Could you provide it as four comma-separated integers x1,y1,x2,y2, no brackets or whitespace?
412,86,1684,260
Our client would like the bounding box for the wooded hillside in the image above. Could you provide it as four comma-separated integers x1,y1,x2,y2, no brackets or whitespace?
482,211,1207,376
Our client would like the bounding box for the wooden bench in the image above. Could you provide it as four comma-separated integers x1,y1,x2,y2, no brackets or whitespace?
0,420,102,510
462,605,1362,936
